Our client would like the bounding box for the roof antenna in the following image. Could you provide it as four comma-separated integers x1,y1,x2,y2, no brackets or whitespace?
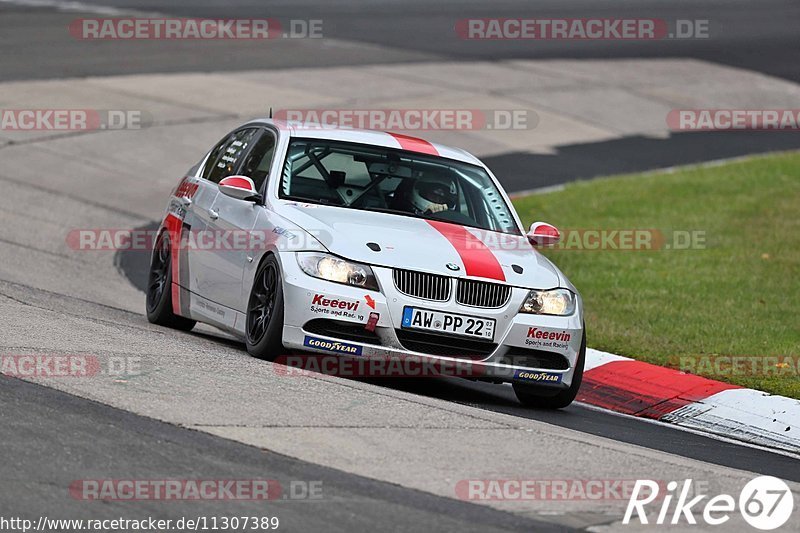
269,107,273,119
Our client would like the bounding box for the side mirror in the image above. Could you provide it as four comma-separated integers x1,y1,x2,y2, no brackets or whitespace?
527,221,560,246
219,176,261,202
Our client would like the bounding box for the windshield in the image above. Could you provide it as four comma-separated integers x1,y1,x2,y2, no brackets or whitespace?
279,139,520,235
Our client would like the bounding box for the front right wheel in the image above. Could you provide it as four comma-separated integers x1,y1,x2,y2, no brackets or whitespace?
245,255,285,360
512,326,586,409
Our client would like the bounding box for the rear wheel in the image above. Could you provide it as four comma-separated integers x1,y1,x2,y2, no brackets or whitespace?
245,255,285,360
145,231,196,331
513,326,586,409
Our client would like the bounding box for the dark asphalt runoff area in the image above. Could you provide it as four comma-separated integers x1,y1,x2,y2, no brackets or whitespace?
0,374,566,532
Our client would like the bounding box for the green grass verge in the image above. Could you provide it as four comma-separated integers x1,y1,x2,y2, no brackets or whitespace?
512,152,800,398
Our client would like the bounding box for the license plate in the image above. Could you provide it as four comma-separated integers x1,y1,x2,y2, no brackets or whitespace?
401,307,495,341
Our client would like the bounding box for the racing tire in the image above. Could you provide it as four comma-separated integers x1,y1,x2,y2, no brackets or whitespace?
245,255,285,361
512,325,586,409
145,231,196,331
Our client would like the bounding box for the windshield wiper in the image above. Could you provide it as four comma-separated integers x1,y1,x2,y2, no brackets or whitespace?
361,207,423,218
283,196,340,206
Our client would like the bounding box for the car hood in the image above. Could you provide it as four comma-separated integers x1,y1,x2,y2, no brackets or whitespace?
276,203,561,288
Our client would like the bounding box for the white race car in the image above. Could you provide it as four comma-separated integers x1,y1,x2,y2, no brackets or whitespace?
147,120,585,408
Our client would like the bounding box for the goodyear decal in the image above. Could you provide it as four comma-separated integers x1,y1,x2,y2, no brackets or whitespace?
303,336,363,356
514,369,563,384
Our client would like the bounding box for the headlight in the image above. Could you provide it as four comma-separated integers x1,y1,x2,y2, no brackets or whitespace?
519,288,576,316
296,252,379,291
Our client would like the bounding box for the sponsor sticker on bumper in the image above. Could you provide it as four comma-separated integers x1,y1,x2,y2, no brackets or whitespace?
525,327,572,350
514,369,563,384
303,335,363,355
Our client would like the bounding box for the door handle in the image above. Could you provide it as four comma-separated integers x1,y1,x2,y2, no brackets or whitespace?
209,208,219,220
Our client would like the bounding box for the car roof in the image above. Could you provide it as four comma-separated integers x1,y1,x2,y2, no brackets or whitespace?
246,118,483,166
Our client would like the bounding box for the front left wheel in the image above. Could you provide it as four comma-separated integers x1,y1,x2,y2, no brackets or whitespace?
145,231,196,331
512,326,586,409
245,255,285,360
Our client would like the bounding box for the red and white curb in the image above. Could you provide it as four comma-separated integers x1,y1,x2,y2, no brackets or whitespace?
580,349,800,454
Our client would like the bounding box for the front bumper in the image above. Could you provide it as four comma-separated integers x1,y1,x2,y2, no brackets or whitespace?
280,254,584,387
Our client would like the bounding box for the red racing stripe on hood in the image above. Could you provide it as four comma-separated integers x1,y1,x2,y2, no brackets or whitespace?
427,220,505,281
386,132,439,155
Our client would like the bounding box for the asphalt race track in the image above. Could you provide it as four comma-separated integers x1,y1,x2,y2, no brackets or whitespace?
1,375,562,532
0,1,799,531
3,0,799,82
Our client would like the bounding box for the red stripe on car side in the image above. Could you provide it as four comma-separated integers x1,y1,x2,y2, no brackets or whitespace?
163,214,183,315
427,220,506,281
578,360,740,419
386,132,439,155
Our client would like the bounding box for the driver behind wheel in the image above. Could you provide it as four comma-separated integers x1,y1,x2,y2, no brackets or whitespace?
400,176,458,215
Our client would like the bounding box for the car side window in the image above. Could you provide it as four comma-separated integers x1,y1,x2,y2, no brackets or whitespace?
239,130,276,192
204,128,259,184
200,134,231,181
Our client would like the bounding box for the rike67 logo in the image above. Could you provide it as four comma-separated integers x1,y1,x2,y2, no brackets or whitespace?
624,476,794,530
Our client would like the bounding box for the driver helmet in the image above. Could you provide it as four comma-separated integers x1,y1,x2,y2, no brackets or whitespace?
410,176,458,214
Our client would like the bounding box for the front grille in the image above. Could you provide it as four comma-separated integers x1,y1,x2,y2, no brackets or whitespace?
393,269,451,301
456,279,511,308
395,329,496,359
304,319,381,345
500,348,570,370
